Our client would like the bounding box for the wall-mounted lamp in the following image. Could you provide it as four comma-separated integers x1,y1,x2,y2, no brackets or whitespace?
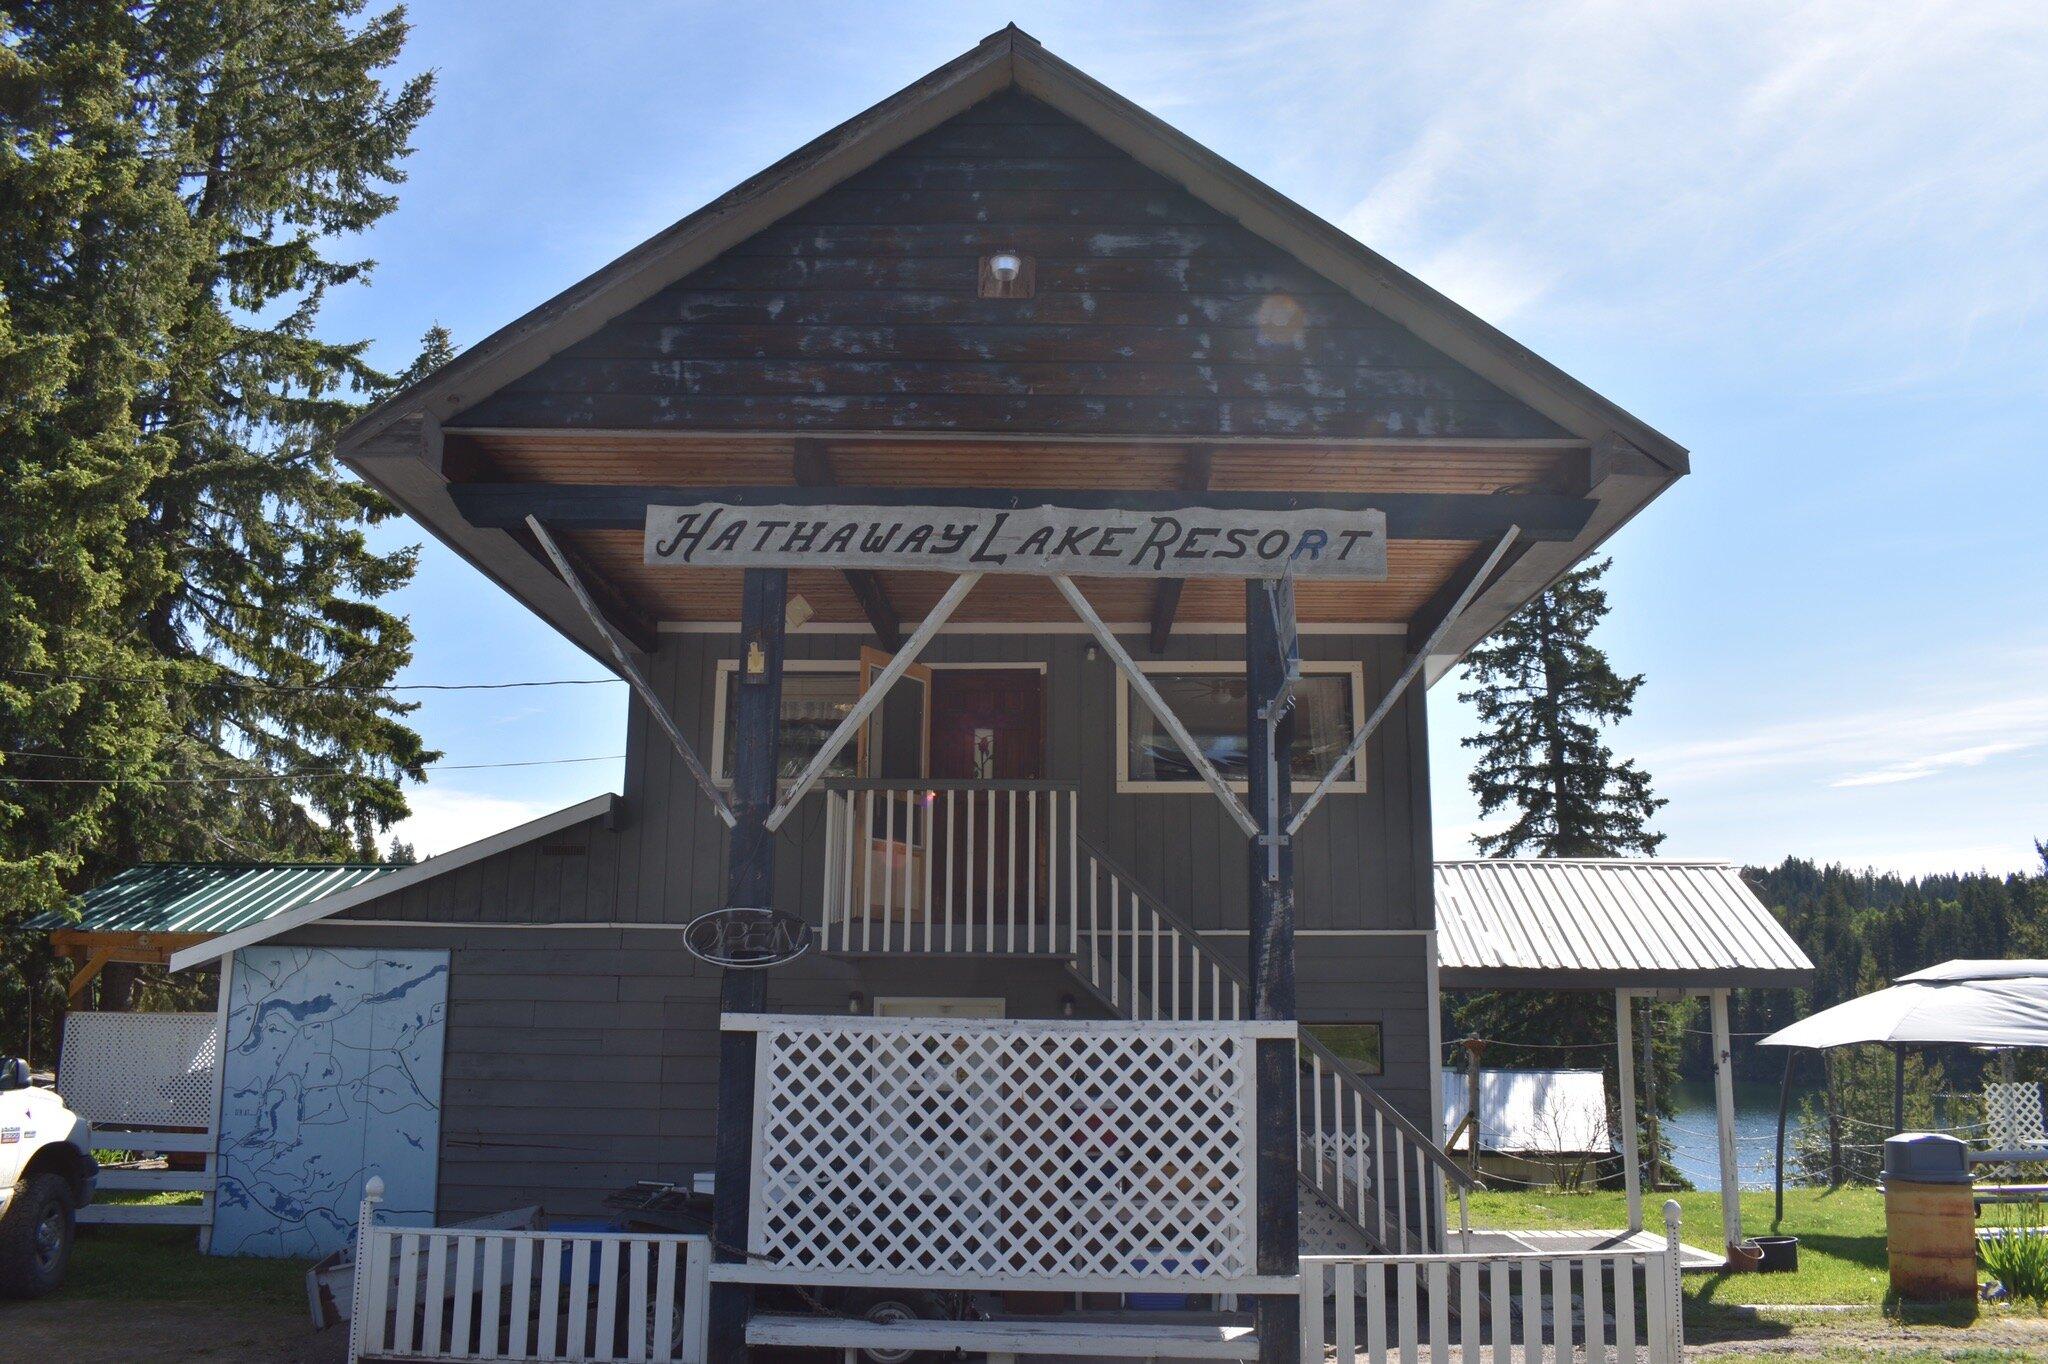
1060,993,1077,1019
979,252,1035,299
847,991,866,1014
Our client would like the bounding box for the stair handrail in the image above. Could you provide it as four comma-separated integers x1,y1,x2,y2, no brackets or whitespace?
1072,831,1473,1195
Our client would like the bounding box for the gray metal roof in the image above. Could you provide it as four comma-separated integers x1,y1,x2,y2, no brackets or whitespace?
22,863,398,937
1434,859,1813,989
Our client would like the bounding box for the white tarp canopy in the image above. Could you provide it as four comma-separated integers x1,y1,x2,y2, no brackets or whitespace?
1440,1069,1614,1155
1760,960,2048,1050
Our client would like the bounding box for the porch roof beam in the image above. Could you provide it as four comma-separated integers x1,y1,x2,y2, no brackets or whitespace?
1148,446,1214,653
793,440,901,649
527,516,737,828
763,571,982,832
451,484,1595,541
1052,574,1260,838
1287,527,1520,836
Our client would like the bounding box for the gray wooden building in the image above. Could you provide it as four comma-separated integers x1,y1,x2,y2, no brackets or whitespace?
162,25,1692,1359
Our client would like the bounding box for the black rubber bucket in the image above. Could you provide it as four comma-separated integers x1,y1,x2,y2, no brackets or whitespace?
1754,1235,1799,1273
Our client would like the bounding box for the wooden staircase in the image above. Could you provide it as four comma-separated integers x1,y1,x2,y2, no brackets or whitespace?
1062,835,1474,1257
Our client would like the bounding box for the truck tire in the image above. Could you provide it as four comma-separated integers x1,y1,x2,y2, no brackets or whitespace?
0,1172,76,1298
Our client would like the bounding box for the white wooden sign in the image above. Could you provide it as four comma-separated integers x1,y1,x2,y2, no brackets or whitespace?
645,502,1388,579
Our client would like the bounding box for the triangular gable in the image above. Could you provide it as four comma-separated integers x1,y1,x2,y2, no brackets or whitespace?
452,90,1568,444
339,26,1683,471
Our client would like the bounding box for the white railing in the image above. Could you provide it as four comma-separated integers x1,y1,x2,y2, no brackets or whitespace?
814,780,1474,1256
726,1012,1296,1294
1299,1201,1687,1364
350,1180,711,1364
819,781,1078,953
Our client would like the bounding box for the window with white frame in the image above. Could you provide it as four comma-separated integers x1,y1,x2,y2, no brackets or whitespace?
711,660,860,782
1308,1022,1383,1076
1116,661,1367,793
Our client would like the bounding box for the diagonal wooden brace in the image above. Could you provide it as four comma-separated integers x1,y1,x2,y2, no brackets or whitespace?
1287,526,1520,836
527,516,736,828
1051,574,1260,838
762,572,982,833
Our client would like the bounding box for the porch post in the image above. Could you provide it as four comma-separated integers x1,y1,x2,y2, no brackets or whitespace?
1710,989,1742,1257
708,568,787,1362
1616,989,1642,1233
1245,579,1299,1364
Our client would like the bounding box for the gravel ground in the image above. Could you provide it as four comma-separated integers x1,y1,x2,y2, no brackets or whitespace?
0,1298,348,1363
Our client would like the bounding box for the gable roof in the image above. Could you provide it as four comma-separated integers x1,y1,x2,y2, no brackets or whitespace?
21,863,397,938
164,793,619,971
343,26,1684,473
337,28,1685,668
1435,859,1813,990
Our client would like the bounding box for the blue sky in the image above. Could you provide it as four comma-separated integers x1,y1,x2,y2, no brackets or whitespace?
338,2,2048,874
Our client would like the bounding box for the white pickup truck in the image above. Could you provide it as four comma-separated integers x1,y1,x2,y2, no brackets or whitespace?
0,1057,96,1297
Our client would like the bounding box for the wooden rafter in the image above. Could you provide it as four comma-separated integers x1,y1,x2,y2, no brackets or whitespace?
1147,445,1214,653
66,949,117,1005
792,439,902,648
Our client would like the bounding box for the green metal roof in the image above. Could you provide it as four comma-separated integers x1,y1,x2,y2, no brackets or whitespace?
22,862,398,937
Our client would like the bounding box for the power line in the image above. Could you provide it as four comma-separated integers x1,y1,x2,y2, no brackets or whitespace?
0,754,625,785
4,667,622,695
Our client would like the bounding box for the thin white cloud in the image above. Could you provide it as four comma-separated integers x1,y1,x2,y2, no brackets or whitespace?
1641,660,2048,791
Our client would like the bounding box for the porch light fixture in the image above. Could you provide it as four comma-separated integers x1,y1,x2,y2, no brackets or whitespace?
978,251,1035,299
1060,993,1077,1018
847,991,865,1014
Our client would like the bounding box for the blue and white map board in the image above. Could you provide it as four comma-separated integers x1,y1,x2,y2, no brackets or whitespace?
211,947,448,1258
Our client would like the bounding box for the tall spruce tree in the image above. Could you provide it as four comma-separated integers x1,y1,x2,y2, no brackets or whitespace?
1459,558,1665,857
0,2,439,1056
1445,558,1675,1186
112,0,439,867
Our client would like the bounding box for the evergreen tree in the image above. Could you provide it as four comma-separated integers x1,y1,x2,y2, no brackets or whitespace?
0,2,438,1060
1446,558,1673,1186
0,1,440,878
1459,558,1665,857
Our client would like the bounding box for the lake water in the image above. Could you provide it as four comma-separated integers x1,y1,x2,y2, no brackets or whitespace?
1662,1078,1817,1192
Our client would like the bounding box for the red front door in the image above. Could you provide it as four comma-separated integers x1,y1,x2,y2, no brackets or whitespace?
930,670,1044,925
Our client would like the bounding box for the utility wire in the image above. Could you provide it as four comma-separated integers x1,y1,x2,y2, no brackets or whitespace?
3,667,622,695
0,754,625,785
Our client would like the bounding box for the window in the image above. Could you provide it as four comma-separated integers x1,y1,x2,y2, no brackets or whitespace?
1115,662,1367,793
1309,1023,1383,1076
711,661,860,782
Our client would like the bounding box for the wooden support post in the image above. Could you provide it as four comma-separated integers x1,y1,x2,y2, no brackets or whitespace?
1773,1049,1796,1231
1710,990,1742,1256
1641,999,1661,1193
708,568,787,1362
65,950,116,1006
1245,578,1298,1364
1616,990,1642,1233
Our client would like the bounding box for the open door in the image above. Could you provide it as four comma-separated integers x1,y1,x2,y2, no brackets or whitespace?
856,645,933,779
853,646,932,924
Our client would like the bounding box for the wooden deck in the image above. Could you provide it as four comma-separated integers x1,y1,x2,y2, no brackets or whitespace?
1462,1226,1726,1272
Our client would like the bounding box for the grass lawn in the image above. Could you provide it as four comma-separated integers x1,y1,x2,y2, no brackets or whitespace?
1467,1185,1894,1308
63,1223,308,1308
1466,1185,2048,1358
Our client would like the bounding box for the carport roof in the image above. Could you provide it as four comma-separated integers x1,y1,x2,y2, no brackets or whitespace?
1435,859,1813,991
20,863,398,938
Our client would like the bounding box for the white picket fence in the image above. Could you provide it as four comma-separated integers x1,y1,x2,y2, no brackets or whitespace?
1300,1203,1686,1364
349,1181,711,1364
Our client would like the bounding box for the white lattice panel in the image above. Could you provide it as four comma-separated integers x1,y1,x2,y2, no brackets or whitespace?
737,1015,1274,1289
1988,1082,2047,1151
58,1011,219,1129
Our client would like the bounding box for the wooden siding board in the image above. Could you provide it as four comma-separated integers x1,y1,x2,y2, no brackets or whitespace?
454,94,1564,444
